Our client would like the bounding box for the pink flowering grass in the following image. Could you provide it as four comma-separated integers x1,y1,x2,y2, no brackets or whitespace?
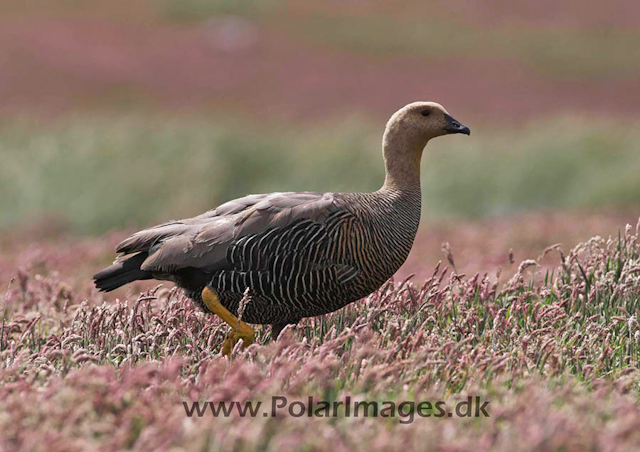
2,222,640,450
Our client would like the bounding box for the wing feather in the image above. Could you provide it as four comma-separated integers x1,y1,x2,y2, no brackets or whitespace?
114,192,344,274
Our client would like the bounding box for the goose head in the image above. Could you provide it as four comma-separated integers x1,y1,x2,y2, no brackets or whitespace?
385,101,470,144
381,102,470,190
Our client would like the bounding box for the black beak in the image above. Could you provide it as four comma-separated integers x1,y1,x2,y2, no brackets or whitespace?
443,113,470,135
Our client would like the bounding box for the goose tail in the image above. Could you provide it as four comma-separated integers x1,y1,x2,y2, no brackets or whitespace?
93,252,152,292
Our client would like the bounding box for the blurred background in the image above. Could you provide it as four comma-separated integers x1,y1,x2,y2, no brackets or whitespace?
1,0,640,284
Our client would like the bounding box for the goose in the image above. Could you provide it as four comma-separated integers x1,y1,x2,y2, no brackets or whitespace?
94,102,470,354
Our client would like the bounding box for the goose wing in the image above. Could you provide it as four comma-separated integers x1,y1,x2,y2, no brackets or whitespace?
114,192,346,274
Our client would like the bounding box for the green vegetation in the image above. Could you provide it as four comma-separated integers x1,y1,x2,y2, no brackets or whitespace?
1,115,639,233
423,117,640,217
286,16,640,79
159,0,640,79
6,0,638,78
160,0,279,20
0,116,380,232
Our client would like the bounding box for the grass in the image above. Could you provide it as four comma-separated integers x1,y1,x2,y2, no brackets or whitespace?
1,114,639,233
1,220,640,449
423,116,640,217
283,16,640,79
160,0,279,20
1,1,638,448
4,1,639,81
0,115,381,233
159,0,640,79
3,0,639,80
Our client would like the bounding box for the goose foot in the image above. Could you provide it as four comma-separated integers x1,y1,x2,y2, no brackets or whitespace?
202,287,255,356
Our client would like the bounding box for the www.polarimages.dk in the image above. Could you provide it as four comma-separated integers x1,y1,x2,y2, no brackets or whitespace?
183,396,490,424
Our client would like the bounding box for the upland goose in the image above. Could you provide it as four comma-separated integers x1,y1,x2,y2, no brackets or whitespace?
94,102,470,354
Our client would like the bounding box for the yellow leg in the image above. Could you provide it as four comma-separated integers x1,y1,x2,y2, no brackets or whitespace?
202,287,255,356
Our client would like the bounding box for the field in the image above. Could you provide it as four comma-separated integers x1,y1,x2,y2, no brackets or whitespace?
4,219,640,450
2,1,640,450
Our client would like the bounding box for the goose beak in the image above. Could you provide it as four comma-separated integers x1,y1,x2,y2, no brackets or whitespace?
443,113,471,135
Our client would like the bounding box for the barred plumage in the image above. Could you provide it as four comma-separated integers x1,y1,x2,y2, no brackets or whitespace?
93,101,469,339
185,188,421,326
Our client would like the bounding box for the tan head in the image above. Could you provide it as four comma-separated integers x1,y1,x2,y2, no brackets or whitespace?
384,101,470,144
381,101,469,190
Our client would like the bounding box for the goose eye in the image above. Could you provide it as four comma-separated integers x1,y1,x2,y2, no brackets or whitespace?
421,110,430,117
